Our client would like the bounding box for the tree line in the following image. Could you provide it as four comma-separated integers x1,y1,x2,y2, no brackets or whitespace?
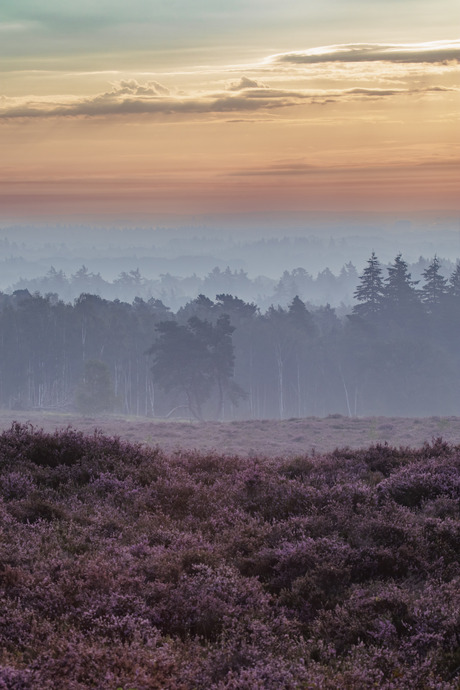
7,262,367,311
1,253,460,419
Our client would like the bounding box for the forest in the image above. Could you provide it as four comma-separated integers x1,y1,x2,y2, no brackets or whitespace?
8,261,361,312
5,226,459,311
1,253,460,419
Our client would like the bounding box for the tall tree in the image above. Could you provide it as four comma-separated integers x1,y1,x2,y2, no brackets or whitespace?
215,294,258,320
382,253,420,313
352,252,384,319
420,256,448,311
202,313,245,418
148,315,242,420
288,295,315,334
287,296,316,416
448,262,460,300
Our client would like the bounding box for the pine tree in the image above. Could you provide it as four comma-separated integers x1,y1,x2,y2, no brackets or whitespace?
382,253,419,311
288,295,315,334
448,262,460,300
148,315,242,420
420,256,448,311
352,252,384,319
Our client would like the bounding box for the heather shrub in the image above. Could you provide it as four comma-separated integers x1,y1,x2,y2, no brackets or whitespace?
7,496,68,523
334,442,408,476
0,470,35,499
377,455,460,507
152,564,272,641
280,455,316,479
0,421,148,471
0,422,91,468
0,423,459,688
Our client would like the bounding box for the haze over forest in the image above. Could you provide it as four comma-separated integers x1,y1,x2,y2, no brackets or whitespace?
1,218,460,308
1,0,459,423
0,227,460,420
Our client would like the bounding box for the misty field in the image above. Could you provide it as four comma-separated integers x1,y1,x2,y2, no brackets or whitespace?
2,410,460,457
0,422,459,688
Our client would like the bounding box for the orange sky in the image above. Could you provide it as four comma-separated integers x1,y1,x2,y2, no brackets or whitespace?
1,2,459,224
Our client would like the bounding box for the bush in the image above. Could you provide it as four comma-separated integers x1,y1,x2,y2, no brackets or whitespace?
0,423,458,688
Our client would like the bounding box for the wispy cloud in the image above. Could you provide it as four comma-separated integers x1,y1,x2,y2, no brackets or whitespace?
269,40,460,65
227,158,460,177
0,76,453,120
0,22,30,32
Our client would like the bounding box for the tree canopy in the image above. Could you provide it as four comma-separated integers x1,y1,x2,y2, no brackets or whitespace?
148,314,243,419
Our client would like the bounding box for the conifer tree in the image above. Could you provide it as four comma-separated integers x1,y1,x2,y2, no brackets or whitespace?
382,253,419,311
352,252,384,319
448,262,460,300
420,256,448,310
288,295,315,334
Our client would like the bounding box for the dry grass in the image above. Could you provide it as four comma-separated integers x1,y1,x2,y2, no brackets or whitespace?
1,410,459,456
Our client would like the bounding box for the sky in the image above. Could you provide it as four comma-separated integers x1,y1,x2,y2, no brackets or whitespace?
1,0,459,226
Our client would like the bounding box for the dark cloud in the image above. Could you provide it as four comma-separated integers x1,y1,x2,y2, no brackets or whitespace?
273,41,460,65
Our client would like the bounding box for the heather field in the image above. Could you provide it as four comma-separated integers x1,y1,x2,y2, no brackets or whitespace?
0,423,459,689
2,410,460,457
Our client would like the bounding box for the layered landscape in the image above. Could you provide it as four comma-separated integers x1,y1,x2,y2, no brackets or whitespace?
2,0,459,686
1,237,460,689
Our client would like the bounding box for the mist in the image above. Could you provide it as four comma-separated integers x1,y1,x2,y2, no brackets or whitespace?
0,217,460,420
1,214,460,309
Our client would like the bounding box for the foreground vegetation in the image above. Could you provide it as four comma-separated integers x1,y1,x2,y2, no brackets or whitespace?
0,424,459,688
3,409,460,457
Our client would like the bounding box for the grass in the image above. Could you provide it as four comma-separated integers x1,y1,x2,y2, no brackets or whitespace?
2,409,460,457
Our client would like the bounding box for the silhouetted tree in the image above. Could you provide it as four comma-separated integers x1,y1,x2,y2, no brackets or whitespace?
215,294,258,320
382,253,420,316
353,252,384,319
149,315,242,419
448,262,460,299
203,313,245,418
288,295,315,334
177,294,215,323
287,296,316,416
420,256,448,311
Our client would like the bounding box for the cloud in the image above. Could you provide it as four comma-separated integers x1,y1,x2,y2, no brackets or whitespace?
0,22,30,32
343,86,455,99
110,80,170,96
270,40,460,65
228,158,460,177
0,79,305,119
0,79,454,120
228,76,267,91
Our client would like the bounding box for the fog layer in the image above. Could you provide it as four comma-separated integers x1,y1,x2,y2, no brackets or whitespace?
1,244,459,419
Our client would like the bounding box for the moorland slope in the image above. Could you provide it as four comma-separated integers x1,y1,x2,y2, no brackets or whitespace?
0,424,459,688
